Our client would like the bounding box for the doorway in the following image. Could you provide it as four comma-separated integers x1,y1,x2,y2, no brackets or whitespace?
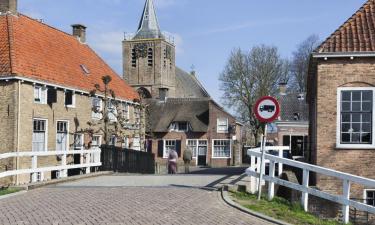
197,140,207,166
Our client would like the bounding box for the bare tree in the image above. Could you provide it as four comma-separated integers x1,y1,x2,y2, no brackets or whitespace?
291,35,320,93
220,45,290,143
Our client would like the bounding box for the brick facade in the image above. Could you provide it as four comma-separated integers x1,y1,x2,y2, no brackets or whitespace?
309,58,375,197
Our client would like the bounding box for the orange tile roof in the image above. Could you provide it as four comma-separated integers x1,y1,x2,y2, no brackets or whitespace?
318,0,375,53
0,14,139,101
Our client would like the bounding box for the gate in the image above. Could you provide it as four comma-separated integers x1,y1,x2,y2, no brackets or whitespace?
101,145,155,174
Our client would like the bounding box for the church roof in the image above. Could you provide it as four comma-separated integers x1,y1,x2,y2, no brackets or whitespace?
175,67,210,98
317,0,375,53
0,14,139,101
134,0,164,40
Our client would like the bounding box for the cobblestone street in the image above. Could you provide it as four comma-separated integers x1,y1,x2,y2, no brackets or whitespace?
0,171,273,225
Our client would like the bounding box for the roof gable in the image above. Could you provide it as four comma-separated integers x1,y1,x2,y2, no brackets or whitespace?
0,14,138,101
317,0,375,53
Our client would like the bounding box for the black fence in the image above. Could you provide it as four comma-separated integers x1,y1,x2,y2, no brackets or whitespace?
101,145,155,174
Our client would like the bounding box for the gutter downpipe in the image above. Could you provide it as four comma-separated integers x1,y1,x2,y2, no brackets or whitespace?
16,80,20,185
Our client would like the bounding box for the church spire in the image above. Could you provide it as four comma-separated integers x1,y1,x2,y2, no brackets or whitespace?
134,0,164,40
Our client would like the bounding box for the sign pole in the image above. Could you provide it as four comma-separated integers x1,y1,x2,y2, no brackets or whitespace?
257,123,268,201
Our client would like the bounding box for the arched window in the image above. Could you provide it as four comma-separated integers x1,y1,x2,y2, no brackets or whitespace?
148,48,153,66
131,48,136,67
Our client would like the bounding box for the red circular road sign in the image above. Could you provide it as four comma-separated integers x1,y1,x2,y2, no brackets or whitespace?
254,96,280,123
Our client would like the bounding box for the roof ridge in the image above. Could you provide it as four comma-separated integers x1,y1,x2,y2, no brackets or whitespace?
316,0,374,53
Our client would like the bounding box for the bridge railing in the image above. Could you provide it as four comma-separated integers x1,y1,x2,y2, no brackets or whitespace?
0,149,101,183
246,149,375,224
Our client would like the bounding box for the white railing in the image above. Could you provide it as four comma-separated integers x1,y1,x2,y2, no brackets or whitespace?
0,149,101,183
246,149,375,224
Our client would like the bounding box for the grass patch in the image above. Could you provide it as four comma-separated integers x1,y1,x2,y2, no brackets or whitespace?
0,187,23,196
230,191,345,225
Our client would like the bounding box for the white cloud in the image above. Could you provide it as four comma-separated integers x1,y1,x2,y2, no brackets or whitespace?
90,31,124,55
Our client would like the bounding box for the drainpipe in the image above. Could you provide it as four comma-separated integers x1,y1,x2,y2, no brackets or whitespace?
16,80,20,185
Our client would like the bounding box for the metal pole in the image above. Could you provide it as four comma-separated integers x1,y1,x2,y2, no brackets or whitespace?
257,123,268,200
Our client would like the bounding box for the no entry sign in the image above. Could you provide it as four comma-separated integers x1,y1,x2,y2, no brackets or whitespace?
254,96,280,123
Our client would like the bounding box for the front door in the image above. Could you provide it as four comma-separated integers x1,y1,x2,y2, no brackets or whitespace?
197,140,207,166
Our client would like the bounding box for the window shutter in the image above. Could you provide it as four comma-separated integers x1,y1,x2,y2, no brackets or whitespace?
157,140,164,157
176,140,181,158
65,91,73,105
47,88,57,104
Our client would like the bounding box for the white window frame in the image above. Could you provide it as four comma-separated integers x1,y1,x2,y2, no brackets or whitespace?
133,135,141,151
64,90,76,108
55,120,69,152
163,139,177,159
73,133,84,150
34,85,47,104
122,103,130,120
336,87,375,149
134,107,141,125
122,136,130,149
108,100,118,122
186,139,208,159
217,118,229,133
92,135,102,148
364,189,375,206
170,122,189,132
32,118,48,152
92,97,103,120
212,139,231,159
109,135,117,146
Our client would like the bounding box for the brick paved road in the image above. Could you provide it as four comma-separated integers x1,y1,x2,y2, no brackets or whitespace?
0,186,273,225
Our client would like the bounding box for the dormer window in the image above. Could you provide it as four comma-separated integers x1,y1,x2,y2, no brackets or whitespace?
170,122,190,132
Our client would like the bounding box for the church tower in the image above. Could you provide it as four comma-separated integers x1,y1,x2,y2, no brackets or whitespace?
123,0,176,100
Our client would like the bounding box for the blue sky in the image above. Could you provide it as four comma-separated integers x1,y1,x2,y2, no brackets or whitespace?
19,0,366,104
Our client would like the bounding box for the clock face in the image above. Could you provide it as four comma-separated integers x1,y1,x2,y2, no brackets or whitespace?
134,43,148,59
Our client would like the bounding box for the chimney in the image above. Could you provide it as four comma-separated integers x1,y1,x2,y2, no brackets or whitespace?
0,0,17,14
71,24,87,43
279,82,287,95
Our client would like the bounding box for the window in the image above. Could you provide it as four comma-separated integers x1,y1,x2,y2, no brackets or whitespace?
365,190,375,206
134,107,141,125
187,140,208,158
109,135,117,146
217,118,229,133
65,90,75,107
122,137,129,149
74,133,84,150
34,86,47,104
163,140,176,158
92,97,103,120
92,135,102,148
148,48,153,66
121,103,130,120
170,122,189,132
32,119,47,152
56,121,68,151
212,140,231,158
133,135,141,151
47,88,57,104
80,64,90,74
107,100,117,122
338,89,373,147
131,48,137,67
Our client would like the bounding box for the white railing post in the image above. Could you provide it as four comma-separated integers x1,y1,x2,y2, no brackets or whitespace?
278,148,283,176
31,155,37,182
268,160,276,200
301,169,309,211
85,151,91,174
249,155,257,194
61,153,67,178
342,180,351,224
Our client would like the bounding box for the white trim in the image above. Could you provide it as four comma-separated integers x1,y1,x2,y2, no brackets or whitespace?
64,90,76,108
163,139,177,159
0,76,139,105
364,189,375,205
33,85,47,105
313,52,375,59
336,87,375,149
212,139,232,159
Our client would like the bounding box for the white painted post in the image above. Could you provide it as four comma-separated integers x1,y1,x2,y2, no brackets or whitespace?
258,123,268,201
278,148,283,176
31,155,37,182
85,151,91,174
342,180,351,224
301,169,309,211
249,155,257,194
61,153,67,178
268,161,276,200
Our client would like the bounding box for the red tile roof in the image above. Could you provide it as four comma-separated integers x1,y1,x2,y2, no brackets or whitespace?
0,14,139,101
318,0,375,53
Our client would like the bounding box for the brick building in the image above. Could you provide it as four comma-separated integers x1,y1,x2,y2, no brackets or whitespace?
123,0,242,169
308,0,375,200
0,0,140,185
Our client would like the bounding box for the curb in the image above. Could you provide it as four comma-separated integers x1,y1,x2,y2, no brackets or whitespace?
220,186,292,225
27,171,114,190
0,190,28,200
